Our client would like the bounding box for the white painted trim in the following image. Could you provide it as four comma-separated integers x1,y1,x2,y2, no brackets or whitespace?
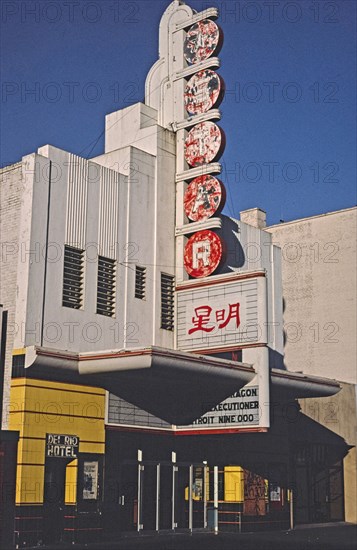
173,110,221,131
174,8,219,31
175,217,222,236
174,57,220,81
176,269,266,290
176,162,222,182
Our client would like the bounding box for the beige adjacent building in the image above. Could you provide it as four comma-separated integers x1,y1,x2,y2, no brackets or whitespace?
263,207,356,523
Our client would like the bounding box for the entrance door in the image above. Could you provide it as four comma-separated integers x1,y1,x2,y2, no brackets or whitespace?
312,469,330,522
118,461,209,533
119,463,138,532
328,461,344,521
141,464,157,530
312,460,344,522
43,458,67,543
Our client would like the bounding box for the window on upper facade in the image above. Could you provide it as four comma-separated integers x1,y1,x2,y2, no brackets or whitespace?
12,354,25,378
161,273,175,331
96,256,116,317
135,266,146,300
62,245,84,309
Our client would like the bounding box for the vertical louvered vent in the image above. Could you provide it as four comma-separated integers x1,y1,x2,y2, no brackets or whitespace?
62,246,84,309
135,266,146,299
161,273,175,331
97,256,116,317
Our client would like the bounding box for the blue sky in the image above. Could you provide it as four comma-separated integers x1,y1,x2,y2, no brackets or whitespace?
1,0,356,225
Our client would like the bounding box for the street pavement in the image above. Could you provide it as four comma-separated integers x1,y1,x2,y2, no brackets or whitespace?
26,523,357,550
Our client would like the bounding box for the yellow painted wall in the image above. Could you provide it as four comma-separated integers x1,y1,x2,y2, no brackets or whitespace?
9,377,106,505
65,459,78,505
224,466,244,503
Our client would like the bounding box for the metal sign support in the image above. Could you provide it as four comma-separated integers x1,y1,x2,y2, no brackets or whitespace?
156,463,160,532
172,451,177,530
203,461,208,529
290,489,294,530
137,450,143,532
213,465,219,534
189,464,193,532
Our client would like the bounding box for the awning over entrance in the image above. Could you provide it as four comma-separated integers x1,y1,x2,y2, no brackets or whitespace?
24,346,340,425
270,368,341,400
25,346,255,424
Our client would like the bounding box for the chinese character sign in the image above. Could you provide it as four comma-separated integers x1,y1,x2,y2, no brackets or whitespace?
188,303,240,334
177,276,267,351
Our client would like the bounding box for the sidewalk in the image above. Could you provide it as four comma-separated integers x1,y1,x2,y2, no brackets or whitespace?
26,523,357,550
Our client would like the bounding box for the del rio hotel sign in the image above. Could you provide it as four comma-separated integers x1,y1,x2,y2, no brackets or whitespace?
46,434,79,458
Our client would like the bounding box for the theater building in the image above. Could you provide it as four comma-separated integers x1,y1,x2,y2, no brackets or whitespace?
0,1,355,546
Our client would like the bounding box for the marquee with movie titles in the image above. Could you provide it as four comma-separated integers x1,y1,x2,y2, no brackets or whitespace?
177,386,260,432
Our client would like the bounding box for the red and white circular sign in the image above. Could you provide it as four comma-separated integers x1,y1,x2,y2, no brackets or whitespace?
184,70,223,115
184,121,225,167
184,230,223,278
184,19,221,65
184,175,226,222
